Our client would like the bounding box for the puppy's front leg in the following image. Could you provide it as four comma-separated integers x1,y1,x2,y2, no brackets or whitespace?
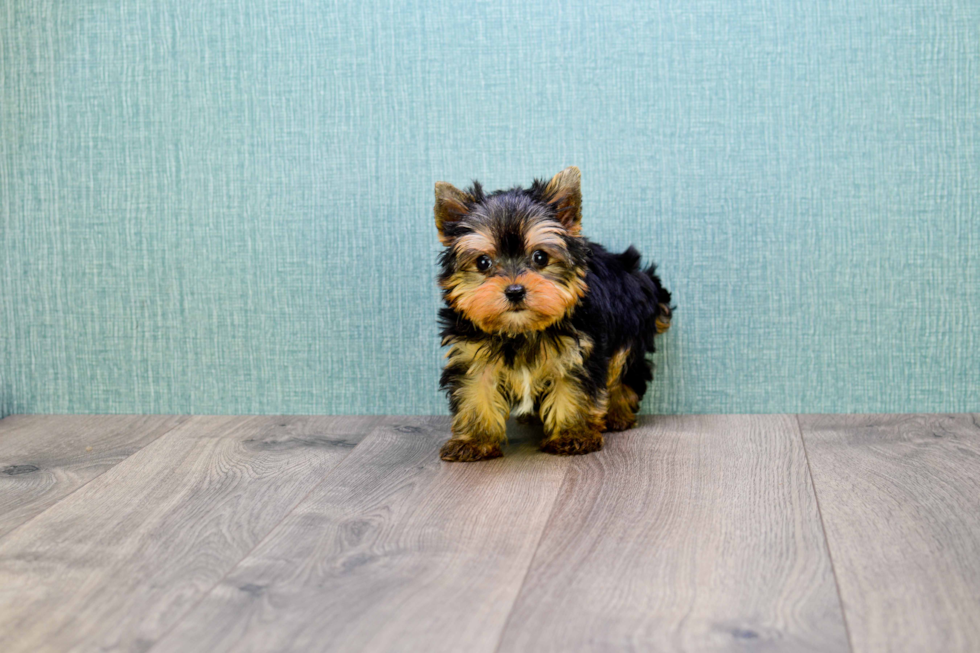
539,375,605,455
440,364,509,462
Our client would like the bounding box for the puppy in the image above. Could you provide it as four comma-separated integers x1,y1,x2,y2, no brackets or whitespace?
434,167,671,461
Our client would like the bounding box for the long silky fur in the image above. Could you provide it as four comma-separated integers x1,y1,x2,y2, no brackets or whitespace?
435,173,672,461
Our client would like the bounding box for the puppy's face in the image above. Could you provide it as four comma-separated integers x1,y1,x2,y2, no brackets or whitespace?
435,167,588,335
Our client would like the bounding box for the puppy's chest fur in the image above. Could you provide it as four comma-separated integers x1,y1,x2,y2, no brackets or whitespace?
446,331,593,416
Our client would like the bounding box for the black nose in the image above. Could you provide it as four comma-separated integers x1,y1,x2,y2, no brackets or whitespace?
504,284,526,303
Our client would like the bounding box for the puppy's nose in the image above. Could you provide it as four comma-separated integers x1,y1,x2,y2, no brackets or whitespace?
504,284,527,303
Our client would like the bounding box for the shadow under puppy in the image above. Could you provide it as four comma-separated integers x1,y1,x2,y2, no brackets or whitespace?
435,167,671,462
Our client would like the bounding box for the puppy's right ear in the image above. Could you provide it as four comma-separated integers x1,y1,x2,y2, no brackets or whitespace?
544,166,582,234
434,182,473,246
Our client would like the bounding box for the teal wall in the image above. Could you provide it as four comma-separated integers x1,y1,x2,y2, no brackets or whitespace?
2,1,978,417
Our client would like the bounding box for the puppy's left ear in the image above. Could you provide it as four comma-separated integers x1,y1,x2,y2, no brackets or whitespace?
544,166,582,234
434,182,473,246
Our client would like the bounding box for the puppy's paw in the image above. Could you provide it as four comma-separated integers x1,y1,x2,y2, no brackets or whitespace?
603,412,637,432
439,438,503,462
541,431,604,456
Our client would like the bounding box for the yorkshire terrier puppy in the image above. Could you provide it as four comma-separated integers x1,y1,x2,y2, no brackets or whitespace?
434,167,671,461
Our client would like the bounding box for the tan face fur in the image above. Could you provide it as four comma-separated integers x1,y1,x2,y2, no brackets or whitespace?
440,249,587,336
435,167,588,336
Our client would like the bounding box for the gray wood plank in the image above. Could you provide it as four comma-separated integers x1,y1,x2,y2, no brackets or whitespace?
150,417,571,653
0,415,384,653
799,413,980,653
0,415,187,540
498,414,850,653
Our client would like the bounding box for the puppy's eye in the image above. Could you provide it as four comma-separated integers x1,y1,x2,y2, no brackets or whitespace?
475,255,493,272
531,250,549,267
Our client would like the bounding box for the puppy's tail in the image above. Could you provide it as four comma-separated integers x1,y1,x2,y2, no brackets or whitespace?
645,264,672,334
619,245,673,335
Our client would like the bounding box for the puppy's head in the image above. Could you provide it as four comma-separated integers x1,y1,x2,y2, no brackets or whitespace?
435,167,589,335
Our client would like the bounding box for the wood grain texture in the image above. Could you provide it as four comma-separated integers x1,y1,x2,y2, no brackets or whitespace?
151,417,571,653
0,415,384,653
800,413,980,653
498,414,849,653
0,415,187,540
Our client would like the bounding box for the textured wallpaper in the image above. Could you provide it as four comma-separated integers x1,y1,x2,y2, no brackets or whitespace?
1,0,978,416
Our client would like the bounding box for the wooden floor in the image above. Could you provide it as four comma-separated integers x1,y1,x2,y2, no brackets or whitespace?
0,414,977,652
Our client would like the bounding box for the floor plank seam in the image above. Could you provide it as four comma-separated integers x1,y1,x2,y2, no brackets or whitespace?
795,414,856,653
491,454,574,653
0,416,191,547
146,416,390,652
